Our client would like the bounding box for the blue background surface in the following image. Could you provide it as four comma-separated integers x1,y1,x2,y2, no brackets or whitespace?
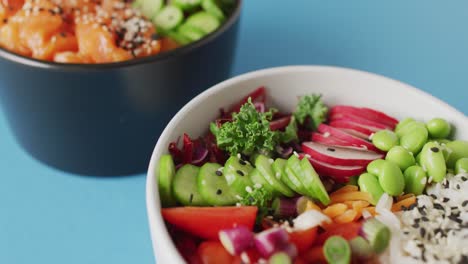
1,1,467,263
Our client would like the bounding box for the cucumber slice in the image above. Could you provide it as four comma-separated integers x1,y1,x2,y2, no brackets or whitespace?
158,154,177,207
198,163,237,206
299,158,330,205
141,0,163,19
185,11,220,34
249,168,276,196
255,155,295,197
173,0,202,11
286,155,313,197
177,23,206,42
224,156,254,196
173,164,207,206
202,0,225,21
273,158,304,196
153,5,184,31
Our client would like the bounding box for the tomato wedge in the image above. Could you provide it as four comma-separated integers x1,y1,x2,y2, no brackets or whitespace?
161,206,258,240
197,241,234,264
289,227,318,253
314,222,362,246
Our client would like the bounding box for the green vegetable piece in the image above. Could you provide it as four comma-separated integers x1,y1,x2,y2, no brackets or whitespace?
278,117,299,143
224,156,254,196
140,0,163,19
367,159,386,176
420,142,447,183
185,11,221,34
239,184,272,207
249,168,276,196
426,118,451,139
395,117,415,135
177,23,205,42
446,140,468,169
198,163,237,205
372,130,399,152
293,94,328,130
202,0,225,21
377,161,405,196
455,158,468,174
395,120,424,137
173,0,202,11
403,165,427,195
287,155,314,197
271,158,287,180
173,164,207,206
283,166,308,196
153,5,183,31
400,124,428,154
255,155,295,197
349,236,374,260
210,99,278,156
158,154,177,207
323,236,351,264
385,146,416,171
300,158,330,205
165,30,191,45
358,173,384,205
268,252,292,264
361,218,391,253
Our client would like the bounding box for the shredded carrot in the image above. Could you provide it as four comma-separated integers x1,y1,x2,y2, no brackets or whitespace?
392,196,417,212
331,185,359,195
322,203,348,218
344,200,370,210
330,191,373,204
333,209,358,224
302,246,326,263
304,200,322,212
397,193,415,202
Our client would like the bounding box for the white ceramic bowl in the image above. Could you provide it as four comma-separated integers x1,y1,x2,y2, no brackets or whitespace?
146,65,468,263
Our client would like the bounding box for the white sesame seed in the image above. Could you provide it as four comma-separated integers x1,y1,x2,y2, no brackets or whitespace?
245,186,253,193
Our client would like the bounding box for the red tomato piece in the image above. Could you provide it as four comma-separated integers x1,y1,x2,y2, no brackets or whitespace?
197,241,234,264
161,206,258,240
289,227,318,253
314,222,362,246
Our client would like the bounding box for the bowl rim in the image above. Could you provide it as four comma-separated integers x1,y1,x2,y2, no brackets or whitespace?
0,0,242,71
146,65,467,263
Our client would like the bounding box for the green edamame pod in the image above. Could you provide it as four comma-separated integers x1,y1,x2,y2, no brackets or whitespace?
403,165,427,195
377,161,405,196
426,118,451,139
455,158,468,174
358,173,384,205
385,146,416,171
400,124,428,154
420,142,446,183
372,130,399,152
446,140,468,169
367,159,386,176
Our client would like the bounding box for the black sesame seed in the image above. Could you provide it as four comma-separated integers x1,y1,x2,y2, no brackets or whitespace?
462,176,467,181
451,206,459,210
456,184,461,190
421,216,429,222
420,228,426,238
151,33,159,40
408,203,417,210
443,197,450,202
215,170,223,176
434,228,442,235
401,205,407,211
414,218,421,223
430,194,437,199
434,203,444,210
327,148,336,152
48,9,55,15
430,147,440,153
443,181,449,188
462,200,468,207
189,193,194,204
433,254,439,261
460,255,468,264
216,189,222,195
412,223,420,228
418,207,427,215
403,231,410,235
236,170,245,176
59,32,66,37
421,249,427,262
2,18,7,23
239,159,247,165
448,215,462,224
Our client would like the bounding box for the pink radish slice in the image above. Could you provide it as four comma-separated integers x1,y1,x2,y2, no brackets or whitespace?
311,133,367,151
330,112,391,130
339,128,369,139
254,102,265,113
254,228,290,258
302,141,383,166
317,124,379,152
299,154,365,183
219,226,255,255
330,106,398,129
329,120,376,138
270,116,292,131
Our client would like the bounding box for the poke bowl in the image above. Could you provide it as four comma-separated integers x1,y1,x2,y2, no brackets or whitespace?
146,66,468,263
0,0,241,175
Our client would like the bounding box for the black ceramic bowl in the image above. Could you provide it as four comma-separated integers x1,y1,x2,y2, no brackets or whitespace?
0,1,241,176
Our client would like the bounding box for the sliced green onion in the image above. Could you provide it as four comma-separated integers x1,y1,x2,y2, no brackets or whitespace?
349,236,374,260
323,236,351,264
268,252,292,264
360,218,391,253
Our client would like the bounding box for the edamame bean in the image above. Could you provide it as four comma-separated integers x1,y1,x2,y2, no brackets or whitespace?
367,159,386,176
377,161,405,196
358,173,384,205
403,165,427,195
385,146,416,171
426,118,451,139
372,130,399,151
395,117,415,135
396,120,424,137
455,158,468,174
420,142,446,183
446,140,468,169
400,125,428,154
415,152,422,165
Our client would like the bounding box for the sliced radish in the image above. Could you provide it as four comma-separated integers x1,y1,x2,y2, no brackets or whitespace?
311,133,367,151
302,141,383,167
329,120,376,138
338,128,370,140
219,226,254,256
330,105,398,128
317,124,379,152
270,116,292,131
330,112,391,130
299,154,365,183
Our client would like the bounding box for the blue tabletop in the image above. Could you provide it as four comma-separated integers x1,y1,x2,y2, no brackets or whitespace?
1,1,467,263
